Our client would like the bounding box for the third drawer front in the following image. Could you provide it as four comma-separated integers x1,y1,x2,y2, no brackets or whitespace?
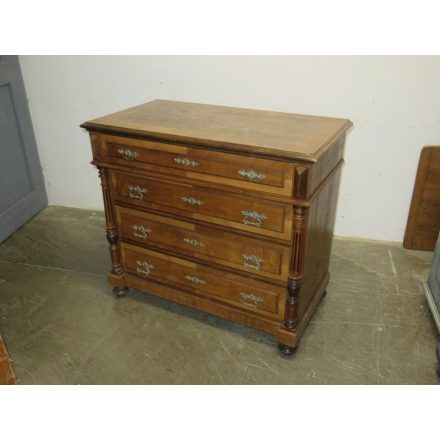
111,171,292,240
121,242,285,318
115,205,290,281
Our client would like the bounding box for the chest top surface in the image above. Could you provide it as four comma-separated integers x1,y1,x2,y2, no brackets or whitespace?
81,100,352,162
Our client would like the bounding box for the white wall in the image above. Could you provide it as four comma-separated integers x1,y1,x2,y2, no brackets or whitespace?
19,56,440,242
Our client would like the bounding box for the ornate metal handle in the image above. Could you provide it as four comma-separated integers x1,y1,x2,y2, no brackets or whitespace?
242,254,265,271
238,169,266,182
136,259,154,276
241,210,268,228
118,148,139,160
174,157,199,167
240,292,264,309
183,238,206,248
185,275,206,285
181,196,204,206
128,184,148,200
132,224,151,240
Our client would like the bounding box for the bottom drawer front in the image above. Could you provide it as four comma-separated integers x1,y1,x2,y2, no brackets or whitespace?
121,242,283,317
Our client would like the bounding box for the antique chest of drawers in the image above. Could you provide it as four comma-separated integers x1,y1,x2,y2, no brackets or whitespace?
81,100,352,355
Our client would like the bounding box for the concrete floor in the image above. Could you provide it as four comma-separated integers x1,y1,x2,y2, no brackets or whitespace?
0,206,438,384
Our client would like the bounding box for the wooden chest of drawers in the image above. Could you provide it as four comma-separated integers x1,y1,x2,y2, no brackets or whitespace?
81,100,352,355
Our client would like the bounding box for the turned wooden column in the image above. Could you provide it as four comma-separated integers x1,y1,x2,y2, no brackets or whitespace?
97,166,128,296
279,205,308,355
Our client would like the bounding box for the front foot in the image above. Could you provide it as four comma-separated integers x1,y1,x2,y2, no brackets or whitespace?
278,343,297,357
113,286,129,297
322,289,327,297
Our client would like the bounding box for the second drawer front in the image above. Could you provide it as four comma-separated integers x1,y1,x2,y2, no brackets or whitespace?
111,171,292,240
121,242,285,317
115,206,290,281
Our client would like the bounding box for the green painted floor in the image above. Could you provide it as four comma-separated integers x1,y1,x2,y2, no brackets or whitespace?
0,206,438,384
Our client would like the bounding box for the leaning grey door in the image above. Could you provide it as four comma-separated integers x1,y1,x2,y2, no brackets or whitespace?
426,233,440,332
0,56,47,242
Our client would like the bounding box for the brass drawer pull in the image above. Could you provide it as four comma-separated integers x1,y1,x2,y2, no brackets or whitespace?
181,196,204,206
183,237,206,248
128,185,148,200
174,157,199,167
185,275,206,285
241,210,268,228
240,292,264,309
132,224,151,240
136,259,154,276
238,169,266,182
242,254,265,271
118,148,139,160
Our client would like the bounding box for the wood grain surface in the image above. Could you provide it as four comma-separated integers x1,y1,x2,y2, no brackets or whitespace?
404,146,440,251
121,242,284,318
96,133,294,197
82,100,352,161
115,205,290,281
111,170,293,240
0,336,16,385
83,100,352,354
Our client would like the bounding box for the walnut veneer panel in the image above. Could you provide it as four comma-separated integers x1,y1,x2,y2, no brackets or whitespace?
121,242,284,318
115,206,290,282
96,134,294,197
82,100,351,162
111,171,292,240
82,100,352,355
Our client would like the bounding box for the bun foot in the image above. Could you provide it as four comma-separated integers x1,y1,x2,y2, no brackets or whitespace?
113,286,129,297
278,343,297,357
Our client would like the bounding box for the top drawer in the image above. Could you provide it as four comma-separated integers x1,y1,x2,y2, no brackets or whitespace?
92,134,294,197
